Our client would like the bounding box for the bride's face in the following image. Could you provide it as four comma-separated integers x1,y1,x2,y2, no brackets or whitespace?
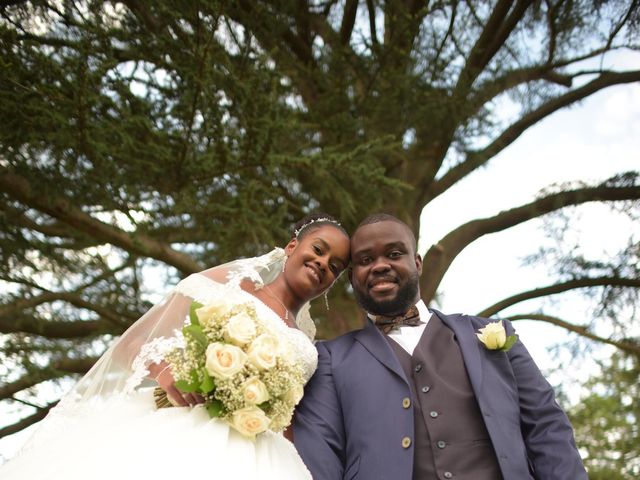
284,225,350,301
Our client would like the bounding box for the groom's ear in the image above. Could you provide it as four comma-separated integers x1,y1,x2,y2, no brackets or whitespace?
415,254,423,275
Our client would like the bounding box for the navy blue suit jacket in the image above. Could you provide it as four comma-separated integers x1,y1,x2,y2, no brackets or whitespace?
293,309,587,480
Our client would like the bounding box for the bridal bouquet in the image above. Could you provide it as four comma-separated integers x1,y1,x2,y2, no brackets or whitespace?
164,299,305,438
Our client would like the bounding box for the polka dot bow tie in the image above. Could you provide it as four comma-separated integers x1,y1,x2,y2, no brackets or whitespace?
374,305,422,334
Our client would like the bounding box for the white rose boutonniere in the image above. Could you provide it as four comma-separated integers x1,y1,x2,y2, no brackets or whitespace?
476,321,517,352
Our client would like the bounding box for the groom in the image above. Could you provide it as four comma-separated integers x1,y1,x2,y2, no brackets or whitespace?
293,213,587,479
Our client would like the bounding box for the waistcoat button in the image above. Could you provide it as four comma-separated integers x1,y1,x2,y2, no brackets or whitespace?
429,411,438,418
437,440,446,449
414,364,422,373
421,386,430,393
444,471,453,478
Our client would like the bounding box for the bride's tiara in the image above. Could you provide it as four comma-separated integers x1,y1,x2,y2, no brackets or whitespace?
294,217,342,238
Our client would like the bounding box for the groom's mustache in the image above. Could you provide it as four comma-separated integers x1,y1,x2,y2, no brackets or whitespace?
368,275,399,288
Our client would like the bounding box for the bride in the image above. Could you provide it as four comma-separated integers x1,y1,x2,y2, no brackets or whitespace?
0,214,350,479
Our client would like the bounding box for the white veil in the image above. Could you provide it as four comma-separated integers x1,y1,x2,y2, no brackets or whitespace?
67,248,315,404
5,248,320,460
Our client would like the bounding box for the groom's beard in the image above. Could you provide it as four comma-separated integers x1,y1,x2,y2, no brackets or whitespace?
353,271,420,316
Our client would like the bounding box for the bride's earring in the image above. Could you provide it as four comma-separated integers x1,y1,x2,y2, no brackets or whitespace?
324,291,330,311
282,255,288,272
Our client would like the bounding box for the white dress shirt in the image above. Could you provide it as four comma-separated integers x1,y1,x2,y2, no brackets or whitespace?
370,300,431,355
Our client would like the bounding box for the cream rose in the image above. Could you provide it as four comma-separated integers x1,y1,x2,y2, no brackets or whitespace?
196,301,232,326
224,312,257,346
231,406,270,437
242,377,270,405
283,384,304,406
476,321,507,350
247,333,280,370
205,342,247,379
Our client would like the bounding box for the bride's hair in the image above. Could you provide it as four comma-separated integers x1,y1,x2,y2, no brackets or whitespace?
292,213,347,240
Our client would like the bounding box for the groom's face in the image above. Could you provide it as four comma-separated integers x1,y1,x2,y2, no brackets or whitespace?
349,220,422,316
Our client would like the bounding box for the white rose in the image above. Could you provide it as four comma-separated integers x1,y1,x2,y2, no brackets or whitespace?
247,333,280,370
476,321,507,350
205,342,247,379
230,406,270,438
224,312,257,346
242,377,270,405
283,384,304,406
196,301,232,326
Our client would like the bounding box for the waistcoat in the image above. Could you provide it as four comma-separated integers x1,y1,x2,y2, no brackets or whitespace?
385,313,503,480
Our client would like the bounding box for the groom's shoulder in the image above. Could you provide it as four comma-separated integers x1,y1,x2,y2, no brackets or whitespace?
315,326,363,354
320,327,361,346
431,308,494,328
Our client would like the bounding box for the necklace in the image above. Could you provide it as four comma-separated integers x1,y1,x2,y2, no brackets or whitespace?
264,285,293,322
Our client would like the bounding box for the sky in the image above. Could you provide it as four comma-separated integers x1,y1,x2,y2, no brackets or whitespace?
418,50,640,389
1,51,639,461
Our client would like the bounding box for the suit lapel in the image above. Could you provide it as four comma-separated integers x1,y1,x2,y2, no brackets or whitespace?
354,318,408,383
433,309,484,393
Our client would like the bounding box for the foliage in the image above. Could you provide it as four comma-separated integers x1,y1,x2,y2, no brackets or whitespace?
569,351,640,479
0,0,639,444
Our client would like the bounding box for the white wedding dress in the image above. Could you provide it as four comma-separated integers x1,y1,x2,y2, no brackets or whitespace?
0,252,318,480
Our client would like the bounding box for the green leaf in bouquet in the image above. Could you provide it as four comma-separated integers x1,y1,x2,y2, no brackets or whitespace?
200,369,215,393
206,399,223,418
175,379,198,393
189,301,204,326
183,324,208,348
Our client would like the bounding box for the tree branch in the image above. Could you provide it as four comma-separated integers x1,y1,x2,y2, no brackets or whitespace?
0,357,98,400
478,276,640,317
467,66,573,117
423,69,640,204
120,0,164,34
455,0,533,94
433,0,458,75
544,0,557,62
474,70,640,168
0,170,201,274
366,0,379,50
0,1,30,8
1,203,92,243
421,184,640,301
505,313,640,357
0,401,57,439
0,313,121,338
224,2,321,105
339,0,358,45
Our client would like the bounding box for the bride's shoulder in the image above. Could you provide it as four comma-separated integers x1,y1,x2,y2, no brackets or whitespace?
174,272,239,304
